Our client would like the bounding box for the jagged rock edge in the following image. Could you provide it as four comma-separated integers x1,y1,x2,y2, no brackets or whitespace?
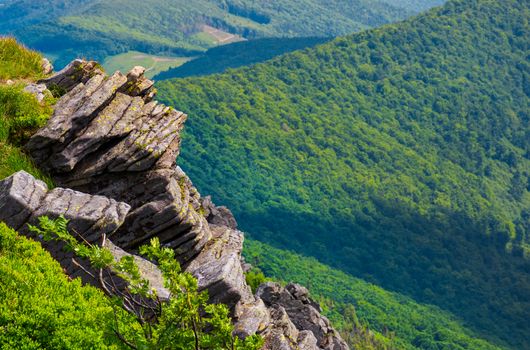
0,60,348,350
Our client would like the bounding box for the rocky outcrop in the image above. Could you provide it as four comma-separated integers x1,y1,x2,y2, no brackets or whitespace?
0,171,167,298
201,195,238,229
0,60,348,350
25,61,209,264
258,283,349,350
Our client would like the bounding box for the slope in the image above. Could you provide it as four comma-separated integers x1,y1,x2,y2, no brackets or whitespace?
154,37,330,80
156,0,530,348
2,0,440,67
244,239,504,350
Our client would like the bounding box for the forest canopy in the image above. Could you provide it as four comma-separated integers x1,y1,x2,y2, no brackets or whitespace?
157,0,530,348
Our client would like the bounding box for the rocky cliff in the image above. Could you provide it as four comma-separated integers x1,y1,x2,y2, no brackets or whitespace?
0,59,348,350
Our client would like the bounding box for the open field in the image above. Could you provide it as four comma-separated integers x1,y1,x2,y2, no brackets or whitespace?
102,51,193,78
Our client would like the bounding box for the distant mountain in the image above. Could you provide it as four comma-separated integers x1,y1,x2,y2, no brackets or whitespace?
157,0,530,348
154,37,331,80
1,0,443,67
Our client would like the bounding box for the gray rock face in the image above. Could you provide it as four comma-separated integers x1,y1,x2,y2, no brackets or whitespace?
186,225,270,338
26,62,209,265
40,59,105,93
201,195,238,229
257,283,349,350
24,83,49,102
0,171,48,231
0,171,167,298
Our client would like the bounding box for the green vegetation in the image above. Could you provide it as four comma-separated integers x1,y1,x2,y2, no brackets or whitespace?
155,37,330,80
29,216,263,350
0,38,53,185
0,37,43,80
103,51,192,79
0,222,131,349
244,239,504,350
1,0,442,68
157,0,530,348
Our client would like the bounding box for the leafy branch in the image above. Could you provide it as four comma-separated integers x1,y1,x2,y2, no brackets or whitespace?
29,215,263,350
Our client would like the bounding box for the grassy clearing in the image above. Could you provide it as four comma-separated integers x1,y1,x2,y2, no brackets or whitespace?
102,51,193,78
0,83,54,186
0,37,44,81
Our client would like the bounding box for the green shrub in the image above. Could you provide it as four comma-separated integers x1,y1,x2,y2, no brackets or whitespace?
0,84,54,185
245,268,268,293
0,222,131,350
29,216,264,350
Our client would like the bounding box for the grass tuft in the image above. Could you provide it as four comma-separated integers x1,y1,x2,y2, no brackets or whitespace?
0,37,44,81
0,38,55,185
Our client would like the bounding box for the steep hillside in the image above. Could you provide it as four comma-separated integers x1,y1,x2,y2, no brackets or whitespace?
1,0,442,67
244,239,503,350
155,37,330,80
157,0,530,348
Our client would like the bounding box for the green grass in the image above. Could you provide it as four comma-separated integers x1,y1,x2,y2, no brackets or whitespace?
102,51,193,79
0,38,54,186
0,223,132,349
0,37,44,81
191,32,220,47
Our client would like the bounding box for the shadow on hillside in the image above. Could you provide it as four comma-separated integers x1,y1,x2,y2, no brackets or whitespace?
236,198,530,348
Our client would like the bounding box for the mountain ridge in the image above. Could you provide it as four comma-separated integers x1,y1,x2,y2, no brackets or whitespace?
1,0,444,67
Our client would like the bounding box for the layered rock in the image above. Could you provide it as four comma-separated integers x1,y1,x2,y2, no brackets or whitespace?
0,171,166,297
25,61,209,264
0,60,349,350
258,283,349,350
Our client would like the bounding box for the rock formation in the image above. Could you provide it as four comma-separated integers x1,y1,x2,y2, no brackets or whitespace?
0,60,348,350
0,171,167,298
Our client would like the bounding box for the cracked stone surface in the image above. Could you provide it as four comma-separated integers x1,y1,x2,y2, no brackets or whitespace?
26,63,208,265
257,283,349,350
7,59,350,350
0,171,167,298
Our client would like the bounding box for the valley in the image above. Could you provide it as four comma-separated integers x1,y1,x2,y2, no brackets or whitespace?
0,0,527,349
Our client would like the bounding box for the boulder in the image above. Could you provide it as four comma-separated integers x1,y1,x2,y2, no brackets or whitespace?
41,58,53,75
0,171,48,230
24,83,49,102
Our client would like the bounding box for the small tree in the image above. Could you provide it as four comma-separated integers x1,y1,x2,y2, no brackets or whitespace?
29,216,263,350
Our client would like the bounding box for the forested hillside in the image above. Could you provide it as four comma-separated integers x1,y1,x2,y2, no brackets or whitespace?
1,0,442,67
157,0,530,348
244,239,503,350
155,37,330,80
